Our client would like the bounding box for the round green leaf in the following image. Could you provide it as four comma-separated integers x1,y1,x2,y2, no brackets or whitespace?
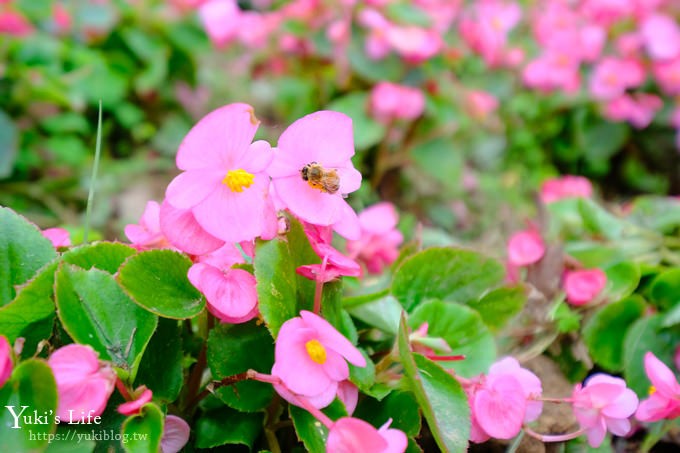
583,296,645,372
55,264,157,378
206,321,275,412
0,359,58,451
392,248,504,312
602,261,640,302
196,407,263,449
409,300,496,377
134,318,183,402
122,403,164,453
118,250,204,319
0,207,57,306
63,242,136,274
649,269,680,311
354,391,421,437
471,286,525,331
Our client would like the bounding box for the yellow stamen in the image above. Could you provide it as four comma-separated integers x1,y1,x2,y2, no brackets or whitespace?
305,339,327,364
649,385,656,396
222,169,255,193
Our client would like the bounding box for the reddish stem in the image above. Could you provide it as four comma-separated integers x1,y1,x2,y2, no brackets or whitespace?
425,354,466,362
313,254,329,314
115,378,132,401
523,426,586,443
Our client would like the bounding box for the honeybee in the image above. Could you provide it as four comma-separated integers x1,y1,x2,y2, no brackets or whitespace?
301,162,340,194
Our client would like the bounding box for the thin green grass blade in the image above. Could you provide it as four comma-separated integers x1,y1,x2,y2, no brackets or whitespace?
83,100,103,244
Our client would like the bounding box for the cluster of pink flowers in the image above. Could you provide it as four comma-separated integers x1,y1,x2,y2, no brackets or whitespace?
125,103,402,322
506,176,607,305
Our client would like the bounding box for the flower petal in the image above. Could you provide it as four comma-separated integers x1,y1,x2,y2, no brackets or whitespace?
300,311,366,367
165,169,223,209
159,200,224,255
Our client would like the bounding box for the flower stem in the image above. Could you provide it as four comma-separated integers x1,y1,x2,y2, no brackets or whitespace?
523,426,586,443
313,254,329,314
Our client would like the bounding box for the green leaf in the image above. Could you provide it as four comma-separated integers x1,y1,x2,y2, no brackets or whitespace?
411,138,463,192
627,196,680,234
623,315,680,397
254,217,317,337
290,399,347,453
354,391,421,437
583,296,645,372
385,3,432,26
207,321,275,412
602,261,640,302
581,121,628,164
397,314,469,453
0,206,57,306
349,349,375,393
0,110,18,178
134,318,183,402
345,292,402,334
0,359,58,451
55,265,157,378
327,92,385,150
392,248,504,312
122,403,164,453
195,406,264,449
551,302,582,333
45,426,96,453
471,286,526,331
63,242,136,274
409,300,496,377
649,269,680,311
578,198,626,240
348,37,403,83
0,260,57,352
118,250,204,319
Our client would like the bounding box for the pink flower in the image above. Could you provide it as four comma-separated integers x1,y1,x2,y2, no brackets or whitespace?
267,111,362,240
635,352,680,422
161,415,191,453
460,0,522,67
523,51,581,94
346,202,403,275
326,417,407,453
271,311,366,406
297,242,362,283
118,387,152,415
0,335,12,388
507,229,545,267
604,93,662,129
465,90,499,119
198,0,241,47
464,357,543,442
640,14,680,61
337,380,359,415
589,58,645,101
564,268,607,306
653,57,680,95
164,103,273,244
0,10,33,36
540,175,593,204
370,83,426,123
125,201,174,251
47,344,116,419
42,228,71,248
159,200,225,256
572,374,638,447
188,244,258,323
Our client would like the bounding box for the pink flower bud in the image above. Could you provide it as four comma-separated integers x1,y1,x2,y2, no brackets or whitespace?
507,230,545,267
0,335,12,388
117,387,153,415
564,269,607,306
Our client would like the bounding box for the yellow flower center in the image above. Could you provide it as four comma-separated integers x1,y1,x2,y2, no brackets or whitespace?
649,385,656,396
305,339,327,364
222,169,255,192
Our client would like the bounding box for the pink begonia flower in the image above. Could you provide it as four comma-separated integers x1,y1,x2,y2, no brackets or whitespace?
465,90,499,120
370,82,426,123
653,57,680,96
572,374,638,447
346,202,403,275
337,380,359,415
47,344,116,419
589,58,645,101
0,335,12,388
52,3,72,34
579,0,633,27
159,200,225,256
604,93,662,129
188,244,258,323
640,14,680,61
523,51,581,94
326,417,407,453
271,311,366,406
267,111,362,240
165,103,273,244
635,352,680,422
460,0,522,67
117,387,153,415
125,201,175,251
507,229,545,267
616,32,643,57
540,175,593,204
358,9,392,60
198,0,241,47
564,268,607,306
161,415,191,453
42,228,71,248
383,25,442,64
0,10,33,36
297,242,362,283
